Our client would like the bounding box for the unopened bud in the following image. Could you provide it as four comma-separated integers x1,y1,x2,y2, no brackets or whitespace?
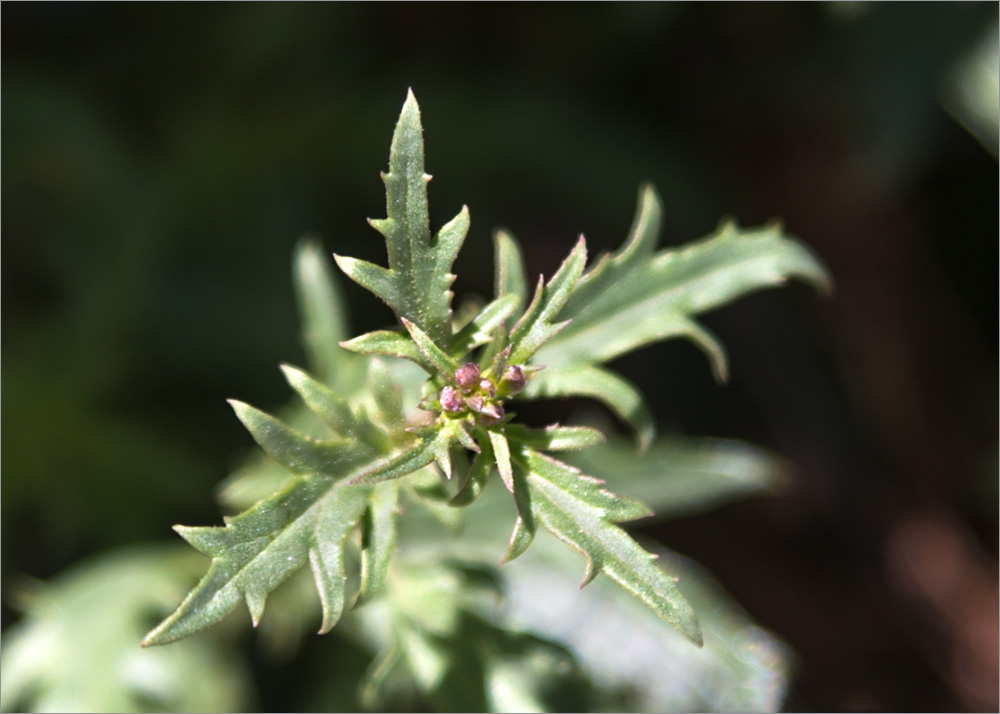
480,379,496,397
440,386,465,413
468,395,505,425
454,362,481,390
499,365,527,395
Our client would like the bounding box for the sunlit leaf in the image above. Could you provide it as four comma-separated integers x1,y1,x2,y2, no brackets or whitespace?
525,364,655,450
334,90,468,345
507,235,588,365
566,435,790,520
504,444,701,645
536,210,831,375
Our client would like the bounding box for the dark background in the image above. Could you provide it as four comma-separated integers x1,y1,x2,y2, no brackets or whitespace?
3,3,997,711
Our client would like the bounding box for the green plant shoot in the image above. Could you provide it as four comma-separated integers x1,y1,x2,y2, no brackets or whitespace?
143,89,830,650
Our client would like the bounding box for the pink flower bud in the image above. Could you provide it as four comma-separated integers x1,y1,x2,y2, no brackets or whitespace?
454,362,481,390
467,395,505,425
480,379,496,397
478,403,505,426
439,386,465,413
500,365,526,395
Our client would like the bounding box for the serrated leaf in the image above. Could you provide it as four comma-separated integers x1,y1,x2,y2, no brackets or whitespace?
566,435,790,520
518,448,651,524
535,214,831,377
401,317,460,378
449,445,495,507
524,364,655,450
506,446,701,646
447,293,520,356
350,425,454,485
507,235,588,365
335,90,468,345
280,363,360,439
359,481,400,603
502,423,606,452
487,429,513,492
341,329,430,372
229,400,375,477
142,474,373,646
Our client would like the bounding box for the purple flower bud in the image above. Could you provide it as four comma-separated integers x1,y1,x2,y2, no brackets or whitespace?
499,365,526,395
439,386,465,413
480,378,496,397
454,362,481,390
467,395,505,425
479,404,505,426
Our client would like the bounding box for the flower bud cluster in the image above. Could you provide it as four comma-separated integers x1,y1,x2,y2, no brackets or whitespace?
439,362,526,426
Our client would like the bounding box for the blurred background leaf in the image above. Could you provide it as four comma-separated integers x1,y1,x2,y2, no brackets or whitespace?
0,545,253,713
3,3,996,711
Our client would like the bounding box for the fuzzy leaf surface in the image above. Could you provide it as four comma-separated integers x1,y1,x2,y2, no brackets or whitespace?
359,481,401,603
335,90,467,345
341,329,430,372
524,364,655,450
535,212,831,377
142,471,373,646
507,445,702,646
146,413,445,645
507,235,587,365
228,400,374,477
566,435,790,520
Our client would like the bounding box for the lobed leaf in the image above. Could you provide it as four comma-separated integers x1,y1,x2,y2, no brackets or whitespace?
566,435,790,520
502,423,606,452
535,214,831,377
524,364,655,450
507,235,588,365
228,400,374,477
401,317,460,378
146,402,445,645
340,329,429,372
559,184,661,313
142,474,373,645
335,90,468,345
507,446,702,646
447,293,520,356
279,363,359,440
